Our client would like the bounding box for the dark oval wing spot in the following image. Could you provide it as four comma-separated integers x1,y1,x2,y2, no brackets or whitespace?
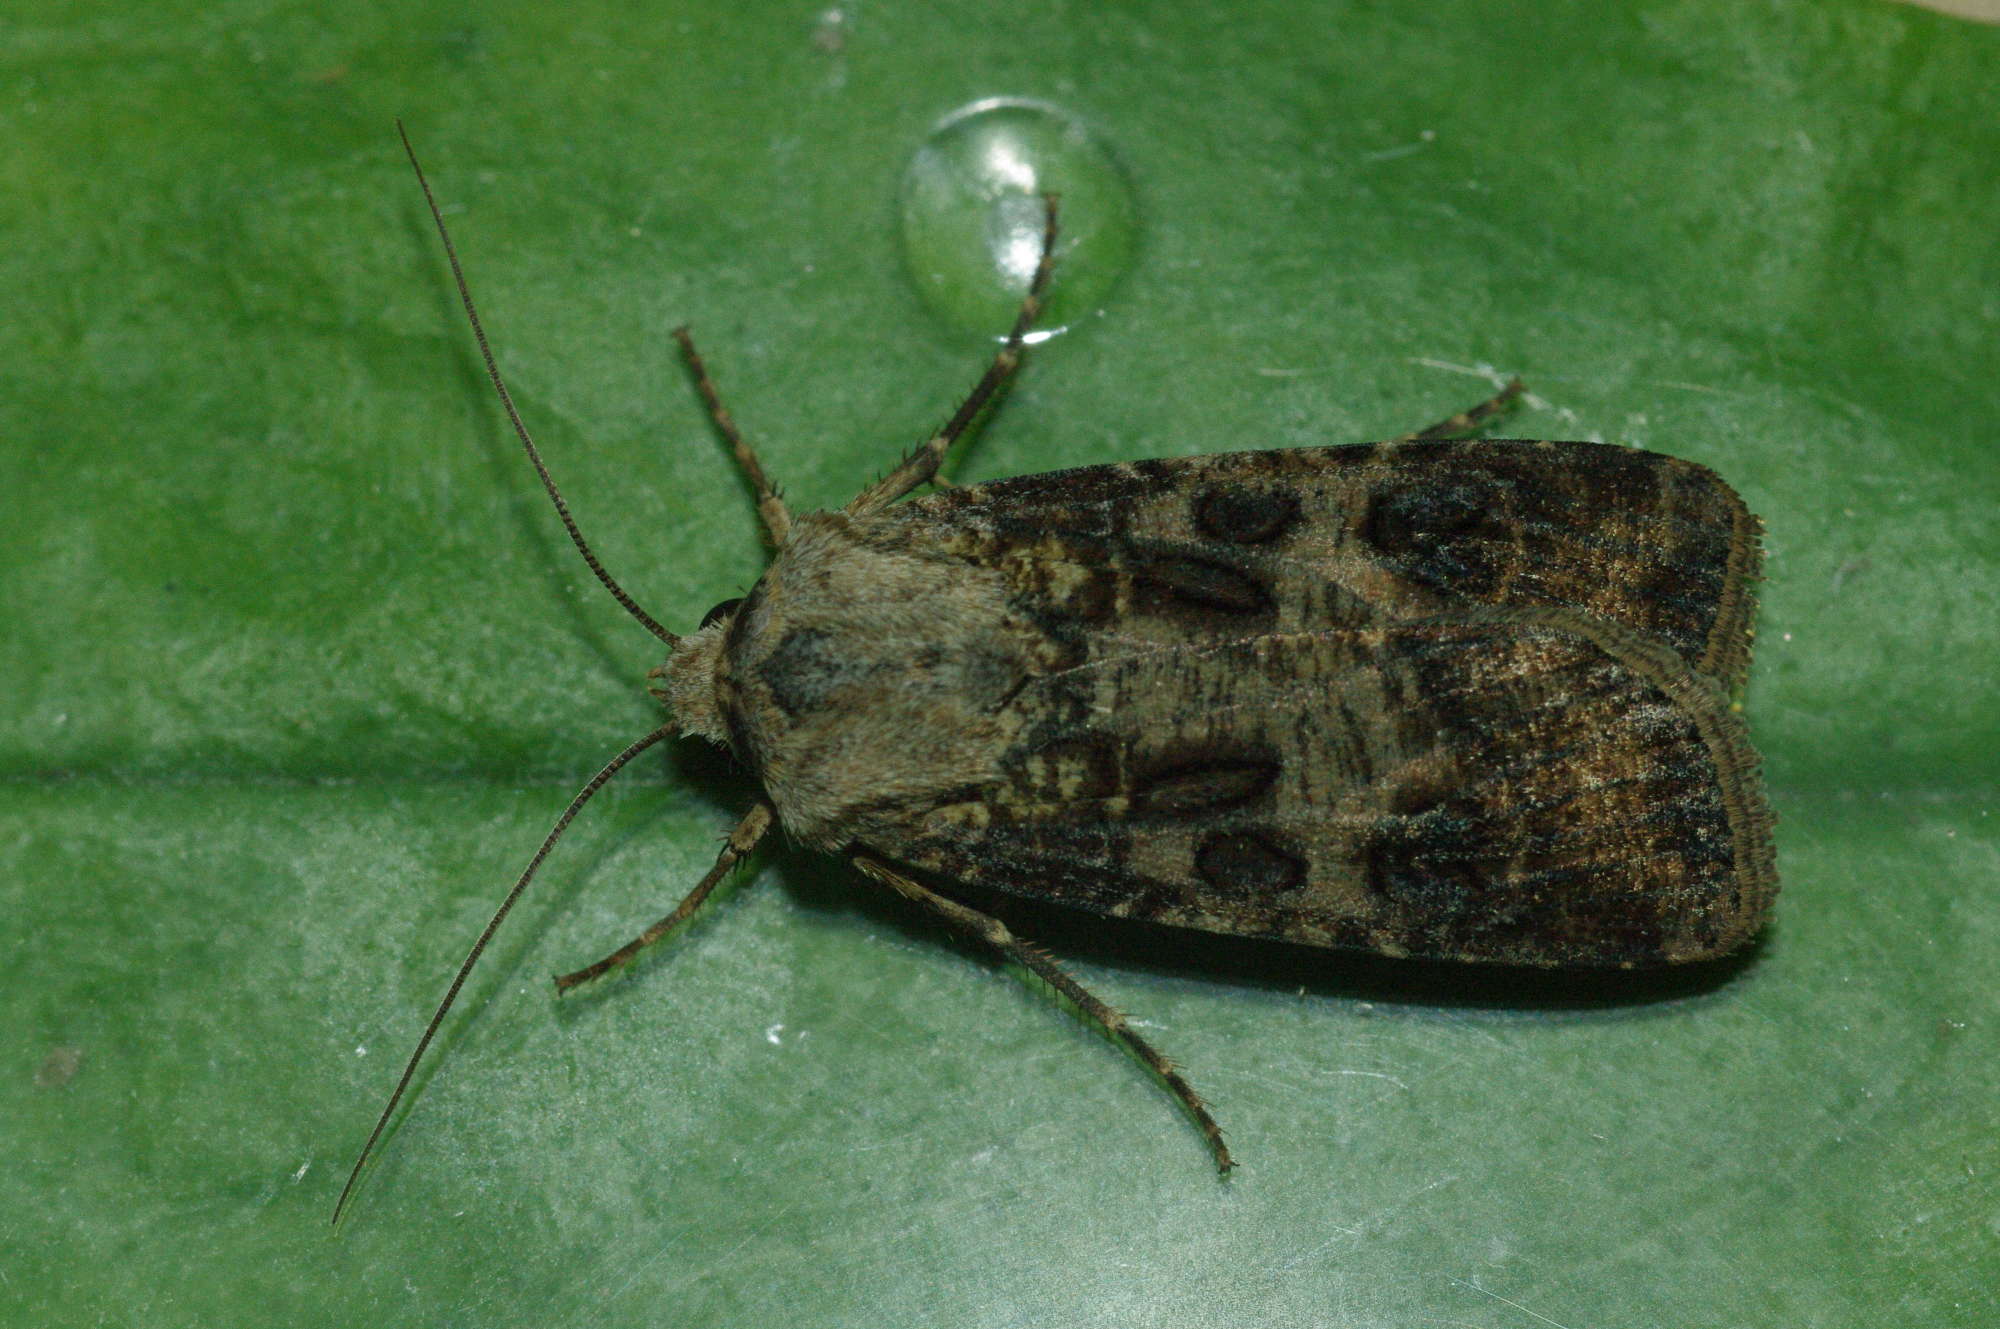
1360,481,1513,596
1361,481,1500,548
1193,830,1305,896
1132,553,1274,615
1134,757,1280,817
1362,818,1487,914
1192,484,1302,544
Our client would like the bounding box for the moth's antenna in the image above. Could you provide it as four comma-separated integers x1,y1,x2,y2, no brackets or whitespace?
333,722,677,1227
397,120,679,648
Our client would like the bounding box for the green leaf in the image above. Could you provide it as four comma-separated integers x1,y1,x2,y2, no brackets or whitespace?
6,1,1996,1324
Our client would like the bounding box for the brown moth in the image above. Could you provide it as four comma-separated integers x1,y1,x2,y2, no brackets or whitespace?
337,126,1775,1221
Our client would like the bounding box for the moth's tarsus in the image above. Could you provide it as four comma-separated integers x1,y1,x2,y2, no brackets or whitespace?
674,326,792,546
843,193,1061,517
853,855,1236,1174
1396,376,1527,442
552,802,776,992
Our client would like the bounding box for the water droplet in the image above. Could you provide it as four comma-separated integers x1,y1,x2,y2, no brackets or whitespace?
900,99,1137,340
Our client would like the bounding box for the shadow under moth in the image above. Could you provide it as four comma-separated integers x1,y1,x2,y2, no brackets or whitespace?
337,127,1776,1221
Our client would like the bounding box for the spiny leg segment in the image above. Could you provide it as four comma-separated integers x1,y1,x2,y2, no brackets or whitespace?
1395,376,1526,442
555,802,775,992
672,329,793,546
852,855,1235,1174
845,196,1062,517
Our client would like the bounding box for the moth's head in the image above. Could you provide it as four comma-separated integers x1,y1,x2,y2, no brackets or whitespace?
647,593,747,747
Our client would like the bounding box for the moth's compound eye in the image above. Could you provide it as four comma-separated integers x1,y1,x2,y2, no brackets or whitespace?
700,597,744,630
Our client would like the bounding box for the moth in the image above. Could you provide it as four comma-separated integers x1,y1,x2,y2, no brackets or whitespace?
336,126,1776,1221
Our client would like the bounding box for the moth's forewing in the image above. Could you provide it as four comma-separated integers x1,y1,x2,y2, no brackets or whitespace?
883,440,1762,695
870,610,1775,968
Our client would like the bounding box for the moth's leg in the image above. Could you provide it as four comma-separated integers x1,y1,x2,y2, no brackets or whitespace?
673,328,792,546
851,854,1235,1173
554,801,775,993
844,197,1061,517
1395,377,1525,442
